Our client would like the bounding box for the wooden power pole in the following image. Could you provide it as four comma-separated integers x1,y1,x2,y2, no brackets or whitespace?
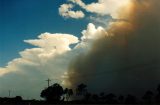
46,78,51,87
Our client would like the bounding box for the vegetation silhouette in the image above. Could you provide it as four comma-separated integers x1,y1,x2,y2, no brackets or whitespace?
125,94,137,104
118,95,124,104
64,88,73,101
40,83,64,103
76,83,87,96
0,83,160,104
156,84,160,103
0,96,22,104
142,90,154,104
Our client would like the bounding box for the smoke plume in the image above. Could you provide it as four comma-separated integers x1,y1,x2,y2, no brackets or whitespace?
65,0,160,95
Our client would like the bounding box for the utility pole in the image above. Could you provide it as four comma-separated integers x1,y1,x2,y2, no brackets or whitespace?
46,78,51,87
8,90,11,97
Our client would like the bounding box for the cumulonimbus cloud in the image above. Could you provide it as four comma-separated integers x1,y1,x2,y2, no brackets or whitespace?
0,24,106,99
0,33,78,98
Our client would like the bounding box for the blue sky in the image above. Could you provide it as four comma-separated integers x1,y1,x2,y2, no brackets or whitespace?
0,0,96,66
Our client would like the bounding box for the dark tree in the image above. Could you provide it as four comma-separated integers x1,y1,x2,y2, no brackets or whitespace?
157,84,160,94
100,92,105,97
125,94,137,104
14,96,22,102
156,84,160,103
64,88,73,101
104,93,117,104
84,92,92,102
118,95,124,104
92,94,99,102
76,83,87,96
99,92,105,102
142,90,154,104
40,83,64,103
155,94,160,103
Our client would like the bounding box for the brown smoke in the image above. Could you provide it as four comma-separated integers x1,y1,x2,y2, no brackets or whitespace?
65,0,160,95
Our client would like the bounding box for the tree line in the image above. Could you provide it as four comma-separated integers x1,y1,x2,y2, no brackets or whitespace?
0,83,160,104
40,83,160,104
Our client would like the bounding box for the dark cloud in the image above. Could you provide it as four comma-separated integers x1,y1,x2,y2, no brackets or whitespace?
66,0,160,95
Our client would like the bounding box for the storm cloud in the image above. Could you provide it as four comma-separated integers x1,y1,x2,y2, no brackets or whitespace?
64,0,160,95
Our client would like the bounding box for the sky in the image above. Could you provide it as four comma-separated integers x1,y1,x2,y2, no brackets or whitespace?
0,0,160,100
0,0,113,98
0,0,91,66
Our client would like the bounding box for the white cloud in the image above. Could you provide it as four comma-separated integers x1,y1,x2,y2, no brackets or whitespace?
59,4,85,19
69,0,131,18
0,33,79,98
81,23,107,40
0,23,105,99
24,32,79,52
73,23,107,50
0,68,10,76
